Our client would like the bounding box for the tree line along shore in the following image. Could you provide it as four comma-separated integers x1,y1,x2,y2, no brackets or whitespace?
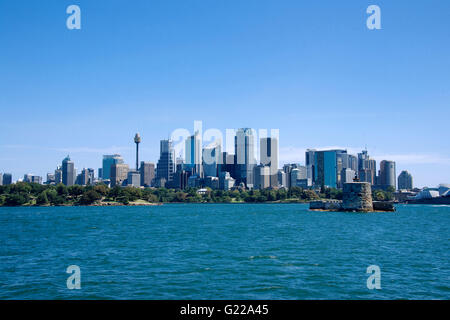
0,182,395,207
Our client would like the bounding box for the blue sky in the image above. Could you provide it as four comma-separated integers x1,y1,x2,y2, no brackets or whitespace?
0,0,449,187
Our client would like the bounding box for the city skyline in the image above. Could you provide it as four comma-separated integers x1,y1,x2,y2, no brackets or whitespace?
0,128,430,192
0,128,447,188
1,1,449,187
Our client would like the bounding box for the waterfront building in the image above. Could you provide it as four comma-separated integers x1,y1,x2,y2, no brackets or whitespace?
219,171,235,190
305,149,316,183
62,156,75,186
235,128,256,188
127,170,141,187
173,163,192,190
140,161,155,187
378,160,396,190
291,166,307,186
156,139,175,184
253,165,271,190
398,170,413,190
313,150,347,189
283,163,300,188
102,154,124,180
110,163,129,187
205,176,219,189
260,137,279,188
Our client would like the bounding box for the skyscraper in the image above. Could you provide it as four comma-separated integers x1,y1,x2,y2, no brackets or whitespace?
2,173,12,185
185,131,203,177
0,173,3,186
102,154,124,180
140,161,155,187
156,139,175,184
54,166,62,184
379,160,396,190
305,149,316,183
260,137,279,188
358,150,376,185
398,170,413,190
313,150,347,189
202,143,221,177
235,128,256,188
62,155,75,186
110,163,129,187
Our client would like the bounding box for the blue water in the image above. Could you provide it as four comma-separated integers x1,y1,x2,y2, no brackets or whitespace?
0,204,449,300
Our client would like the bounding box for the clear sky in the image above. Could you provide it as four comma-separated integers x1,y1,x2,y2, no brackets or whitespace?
0,0,449,188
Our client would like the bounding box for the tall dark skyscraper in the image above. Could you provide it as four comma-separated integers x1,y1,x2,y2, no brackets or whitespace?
134,133,141,171
62,156,75,186
156,139,175,184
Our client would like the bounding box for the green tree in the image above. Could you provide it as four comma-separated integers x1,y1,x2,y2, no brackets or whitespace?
79,190,102,205
36,192,49,205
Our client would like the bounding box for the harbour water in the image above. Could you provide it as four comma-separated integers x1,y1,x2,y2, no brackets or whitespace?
0,204,448,299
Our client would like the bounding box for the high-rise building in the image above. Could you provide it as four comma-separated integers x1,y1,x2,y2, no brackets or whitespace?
277,170,286,188
62,156,75,186
156,139,175,184
23,174,32,183
2,173,12,185
398,170,413,190
219,171,235,190
235,128,256,188
358,150,377,185
185,131,203,177
290,166,308,188
54,167,62,184
254,165,270,189
102,154,124,180
0,173,2,186
127,171,141,187
46,173,55,185
313,150,347,189
379,160,396,190
140,161,155,187
78,168,95,186
31,176,43,184
110,163,129,187
202,143,221,177
260,137,278,188
305,149,316,183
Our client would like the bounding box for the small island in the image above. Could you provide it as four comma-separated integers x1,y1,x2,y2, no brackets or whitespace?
309,182,395,212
